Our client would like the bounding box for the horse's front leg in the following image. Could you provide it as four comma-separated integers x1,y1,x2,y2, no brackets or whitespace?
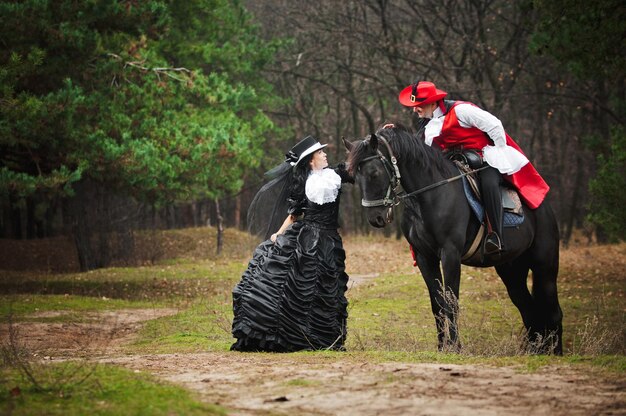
412,250,449,351
439,242,463,352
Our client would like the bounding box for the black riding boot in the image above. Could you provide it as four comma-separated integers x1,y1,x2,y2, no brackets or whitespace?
479,166,504,254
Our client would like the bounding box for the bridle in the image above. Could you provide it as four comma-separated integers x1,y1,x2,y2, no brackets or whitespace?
359,136,402,209
357,135,402,223
357,134,488,223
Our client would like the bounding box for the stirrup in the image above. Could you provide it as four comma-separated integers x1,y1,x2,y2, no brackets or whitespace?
484,232,502,255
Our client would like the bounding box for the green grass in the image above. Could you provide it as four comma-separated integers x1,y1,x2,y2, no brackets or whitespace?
0,295,159,321
283,378,320,387
0,363,226,415
346,270,525,354
356,265,624,355
4,251,617,363
1,233,624,373
346,274,435,351
130,296,234,353
0,260,247,304
351,349,626,372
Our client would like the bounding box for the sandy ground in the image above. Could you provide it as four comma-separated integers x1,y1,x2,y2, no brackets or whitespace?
102,352,626,416
0,308,179,357
2,307,625,415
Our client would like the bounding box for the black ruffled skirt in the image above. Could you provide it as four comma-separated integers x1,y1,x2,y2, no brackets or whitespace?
231,221,349,352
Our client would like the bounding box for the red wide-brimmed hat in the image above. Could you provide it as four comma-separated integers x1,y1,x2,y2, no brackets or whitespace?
398,81,447,107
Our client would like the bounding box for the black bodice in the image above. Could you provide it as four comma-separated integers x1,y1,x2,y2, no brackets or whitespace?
301,195,341,229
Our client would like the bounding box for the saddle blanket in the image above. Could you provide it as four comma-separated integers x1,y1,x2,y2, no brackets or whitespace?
461,176,524,227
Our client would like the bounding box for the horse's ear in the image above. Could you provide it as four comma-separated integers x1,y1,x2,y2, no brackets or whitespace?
368,133,379,151
342,136,354,153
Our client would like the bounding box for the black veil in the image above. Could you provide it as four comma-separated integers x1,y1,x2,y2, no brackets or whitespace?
247,161,295,241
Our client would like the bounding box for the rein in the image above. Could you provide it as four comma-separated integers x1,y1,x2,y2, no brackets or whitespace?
359,135,488,212
399,165,489,200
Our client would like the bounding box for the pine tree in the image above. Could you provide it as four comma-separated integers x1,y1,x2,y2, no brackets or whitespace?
0,0,281,268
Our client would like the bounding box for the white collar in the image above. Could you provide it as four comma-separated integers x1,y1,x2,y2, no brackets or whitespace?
305,168,341,204
432,106,444,119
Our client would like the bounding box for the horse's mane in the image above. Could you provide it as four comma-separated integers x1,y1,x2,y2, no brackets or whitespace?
347,123,456,177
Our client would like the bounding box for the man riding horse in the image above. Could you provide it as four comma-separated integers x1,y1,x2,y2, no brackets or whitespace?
393,81,550,254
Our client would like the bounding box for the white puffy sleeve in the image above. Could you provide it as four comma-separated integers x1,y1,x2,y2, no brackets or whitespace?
305,169,342,204
482,146,529,174
456,103,529,175
424,117,444,146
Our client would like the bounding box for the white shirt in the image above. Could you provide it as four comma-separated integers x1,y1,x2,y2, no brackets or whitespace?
424,103,529,175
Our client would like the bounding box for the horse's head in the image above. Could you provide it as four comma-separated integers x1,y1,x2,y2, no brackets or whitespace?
344,133,401,228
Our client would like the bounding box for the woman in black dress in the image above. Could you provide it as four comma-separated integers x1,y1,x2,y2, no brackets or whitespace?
231,135,352,352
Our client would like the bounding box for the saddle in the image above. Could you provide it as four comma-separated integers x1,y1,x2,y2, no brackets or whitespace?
447,149,524,219
447,149,524,261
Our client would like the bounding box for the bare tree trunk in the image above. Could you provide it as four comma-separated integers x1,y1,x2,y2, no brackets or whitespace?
0,197,8,238
234,194,241,230
68,181,97,271
215,198,224,254
190,202,197,227
9,195,22,239
26,198,36,239
562,151,585,247
97,185,110,268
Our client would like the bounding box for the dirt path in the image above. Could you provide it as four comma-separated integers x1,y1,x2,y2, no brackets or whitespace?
4,307,625,415
101,352,625,416
0,308,179,357
7,309,624,415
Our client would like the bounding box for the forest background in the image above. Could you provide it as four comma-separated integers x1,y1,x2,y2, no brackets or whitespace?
1,0,624,271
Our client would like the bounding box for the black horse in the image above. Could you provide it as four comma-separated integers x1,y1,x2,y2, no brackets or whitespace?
345,125,563,354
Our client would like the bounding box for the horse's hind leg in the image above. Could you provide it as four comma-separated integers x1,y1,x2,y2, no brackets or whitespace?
495,255,535,346
528,205,563,354
529,250,563,354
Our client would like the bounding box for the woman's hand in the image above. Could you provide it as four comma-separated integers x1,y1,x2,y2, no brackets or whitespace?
271,214,295,243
